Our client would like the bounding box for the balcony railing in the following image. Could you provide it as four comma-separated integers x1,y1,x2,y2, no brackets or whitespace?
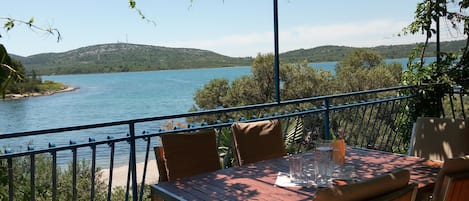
0,85,466,201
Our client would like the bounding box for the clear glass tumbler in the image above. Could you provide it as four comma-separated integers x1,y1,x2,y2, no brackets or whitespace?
315,140,333,187
289,155,303,184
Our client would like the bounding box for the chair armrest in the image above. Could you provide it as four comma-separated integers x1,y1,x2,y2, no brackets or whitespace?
438,171,469,201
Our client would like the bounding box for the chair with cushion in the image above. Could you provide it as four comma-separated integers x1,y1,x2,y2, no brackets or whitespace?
432,156,469,201
409,117,469,161
153,129,221,182
314,169,417,201
230,119,286,166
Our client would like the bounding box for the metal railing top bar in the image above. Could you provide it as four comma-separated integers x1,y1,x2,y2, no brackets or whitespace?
1,135,130,158
280,85,415,105
0,85,414,140
329,95,414,111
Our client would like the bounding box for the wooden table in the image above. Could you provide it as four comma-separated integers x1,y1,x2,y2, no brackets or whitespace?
150,147,442,201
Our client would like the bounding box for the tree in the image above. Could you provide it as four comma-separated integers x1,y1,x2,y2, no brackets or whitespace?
0,44,21,98
280,62,334,100
335,49,402,93
192,78,230,110
251,53,277,103
335,48,384,71
401,0,469,117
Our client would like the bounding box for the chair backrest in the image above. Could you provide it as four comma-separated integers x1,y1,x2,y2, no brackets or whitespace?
433,156,469,201
154,129,221,181
153,146,168,182
410,117,469,161
314,169,416,201
231,119,285,166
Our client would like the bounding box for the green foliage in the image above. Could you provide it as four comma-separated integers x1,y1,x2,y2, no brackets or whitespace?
194,79,230,109
217,128,236,168
0,44,23,98
1,58,66,98
191,50,402,122
336,48,384,70
335,49,402,94
280,63,333,99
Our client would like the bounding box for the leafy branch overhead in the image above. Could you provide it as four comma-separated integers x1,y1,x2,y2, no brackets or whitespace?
0,17,61,42
128,0,156,26
1,1,155,41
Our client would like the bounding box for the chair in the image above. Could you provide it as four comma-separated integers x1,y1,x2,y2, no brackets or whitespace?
230,119,286,166
409,117,469,161
432,156,469,201
314,169,417,201
153,129,221,182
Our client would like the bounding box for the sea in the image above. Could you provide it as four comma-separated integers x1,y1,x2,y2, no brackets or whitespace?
0,57,435,167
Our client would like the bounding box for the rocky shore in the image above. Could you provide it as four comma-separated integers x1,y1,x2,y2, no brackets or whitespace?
3,86,79,100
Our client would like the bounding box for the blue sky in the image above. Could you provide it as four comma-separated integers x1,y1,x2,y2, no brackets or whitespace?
0,0,464,57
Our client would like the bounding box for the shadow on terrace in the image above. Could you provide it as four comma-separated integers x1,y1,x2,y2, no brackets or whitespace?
0,85,467,200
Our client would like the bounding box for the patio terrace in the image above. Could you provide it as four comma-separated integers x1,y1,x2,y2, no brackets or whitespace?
0,84,467,200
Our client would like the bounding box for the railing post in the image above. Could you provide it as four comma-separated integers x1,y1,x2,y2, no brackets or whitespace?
324,98,331,140
273,0,280,103
28,146,36,201
6,149,13,201
129,123,138,201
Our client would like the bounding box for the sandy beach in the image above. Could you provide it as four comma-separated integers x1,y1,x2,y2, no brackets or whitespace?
100,159,160,188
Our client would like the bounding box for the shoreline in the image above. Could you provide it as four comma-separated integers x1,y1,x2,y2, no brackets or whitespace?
2,86,79,100
99,159,159,188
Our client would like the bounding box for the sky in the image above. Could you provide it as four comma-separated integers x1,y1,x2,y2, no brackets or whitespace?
0,0,465,57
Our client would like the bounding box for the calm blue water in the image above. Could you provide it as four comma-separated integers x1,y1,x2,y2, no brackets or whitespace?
0,66,251,134
0,66,253,166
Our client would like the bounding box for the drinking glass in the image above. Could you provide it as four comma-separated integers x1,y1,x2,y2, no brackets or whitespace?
289,155,303,184
315,140,334,187
340,164,356,180
301,152,317,187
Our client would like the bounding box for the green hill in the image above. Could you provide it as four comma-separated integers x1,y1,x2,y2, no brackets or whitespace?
12,43,253,75
279,40,466,63
11,40,466,75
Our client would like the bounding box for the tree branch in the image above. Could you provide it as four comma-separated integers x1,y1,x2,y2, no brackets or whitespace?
0,17,61,42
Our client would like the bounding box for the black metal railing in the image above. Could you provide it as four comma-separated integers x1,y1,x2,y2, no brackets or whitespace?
0,85,466,201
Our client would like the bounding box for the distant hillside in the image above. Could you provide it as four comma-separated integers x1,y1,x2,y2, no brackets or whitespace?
11,40,466,75
279,40,466,63
12,43,253,75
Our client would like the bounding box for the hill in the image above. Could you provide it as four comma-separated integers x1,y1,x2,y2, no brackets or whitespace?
11,40,466,75
12,43,253,75
279,40,466,63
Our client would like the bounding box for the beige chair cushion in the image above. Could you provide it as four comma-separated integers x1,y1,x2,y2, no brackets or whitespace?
231,120,286,166
433,156,469,201
314,169,413,201
161,129,221,181
411,117,469,161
